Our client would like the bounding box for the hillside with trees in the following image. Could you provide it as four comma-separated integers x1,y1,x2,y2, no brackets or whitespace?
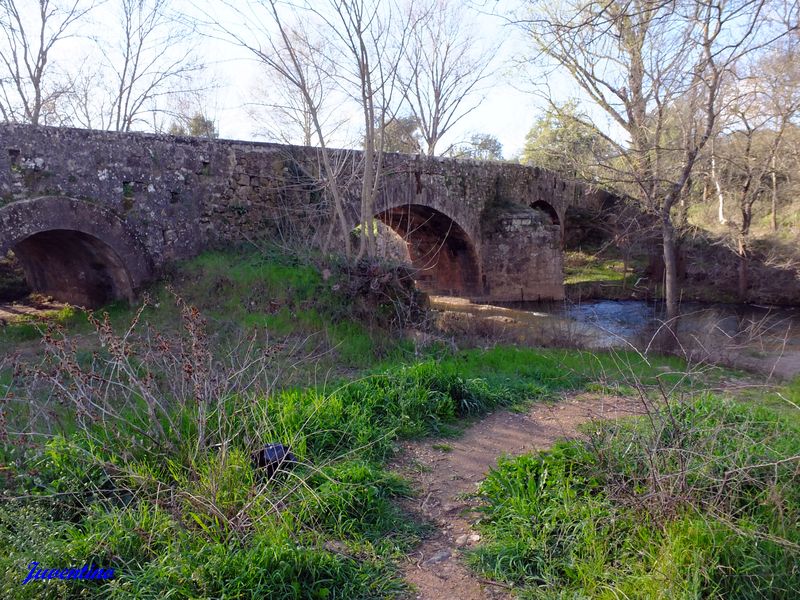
519,11,800,307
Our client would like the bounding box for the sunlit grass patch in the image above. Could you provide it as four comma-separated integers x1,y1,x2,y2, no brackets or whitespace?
469,396,800,599
564,250,629,285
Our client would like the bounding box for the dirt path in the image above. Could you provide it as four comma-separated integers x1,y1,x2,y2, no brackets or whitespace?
0,297,65,322
393,393,642,600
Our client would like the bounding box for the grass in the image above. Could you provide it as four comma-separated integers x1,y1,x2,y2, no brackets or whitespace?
564,250,630,285
429,345,701,400
0,345,564,598
0,287,706,600
0,334,714,599
0,245,788,598
0,247,419,370
0,361,500,597
468,392,800,599
739,376,800,425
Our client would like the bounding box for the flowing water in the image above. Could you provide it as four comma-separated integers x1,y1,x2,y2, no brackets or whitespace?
432,297,800,379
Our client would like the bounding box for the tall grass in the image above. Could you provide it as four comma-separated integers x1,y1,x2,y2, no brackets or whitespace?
469,395,800,599
1,300,573,598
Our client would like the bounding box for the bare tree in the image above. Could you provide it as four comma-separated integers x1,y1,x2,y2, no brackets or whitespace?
114,0,204,131
83,0,206,132
202,0,359,257
59,63,113,129
764,37,800,232
163,86,216,131
399,0,496,156
512,0,795,322
56,0,208,131
0,0,94,124
248,65,319,146
312,0,416,258
710,44,800,299
709,139,728,225
204,0,414,259
245,31,345,147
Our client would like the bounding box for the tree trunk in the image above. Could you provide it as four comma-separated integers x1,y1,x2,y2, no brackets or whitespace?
771,155,778,232
711,153,726,225
662,214,679,322
358,143,374,260
737,236,748,301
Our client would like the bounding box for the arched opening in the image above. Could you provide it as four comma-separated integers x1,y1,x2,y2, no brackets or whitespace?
0,251,31,302
0,197,153,309
373,204,480,296
11,229,135,308
530,200,560,226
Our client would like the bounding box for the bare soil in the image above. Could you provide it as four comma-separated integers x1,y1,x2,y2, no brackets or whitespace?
0,297,66,323
715,348,800,382
393,393,643,600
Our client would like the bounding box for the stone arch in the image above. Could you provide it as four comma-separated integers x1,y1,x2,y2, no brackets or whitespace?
0,196,153,307
530,200,560,226
373,203,481,296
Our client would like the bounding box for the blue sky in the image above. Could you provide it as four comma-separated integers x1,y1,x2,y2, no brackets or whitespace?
41,0,562,158
194,0,549,158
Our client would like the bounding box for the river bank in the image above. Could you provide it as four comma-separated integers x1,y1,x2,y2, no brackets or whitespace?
432,296,800,380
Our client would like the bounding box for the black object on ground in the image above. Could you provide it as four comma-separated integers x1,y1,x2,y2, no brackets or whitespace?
251,443,297,479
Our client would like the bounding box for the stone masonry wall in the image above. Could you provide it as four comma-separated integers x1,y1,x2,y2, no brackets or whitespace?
0,123,574,302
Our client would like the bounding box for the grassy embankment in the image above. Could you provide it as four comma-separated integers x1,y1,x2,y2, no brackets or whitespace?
469,379,800,599
0,247,797,598
0,248,417,371
564,249,638,298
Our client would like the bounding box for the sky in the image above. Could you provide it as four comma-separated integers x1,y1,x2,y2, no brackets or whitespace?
195,0,548,158
14,0,784,158
13,0,567,159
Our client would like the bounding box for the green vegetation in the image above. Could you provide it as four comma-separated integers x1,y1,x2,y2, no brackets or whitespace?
0,337,714,600
0,340,566,598
451,133,504,161
469,394,800,599
0,248,421,369
564,250,629,285
562,249,656,301
0,259,696,600
0,355,508,597
521,101,612,180
1,247,795,599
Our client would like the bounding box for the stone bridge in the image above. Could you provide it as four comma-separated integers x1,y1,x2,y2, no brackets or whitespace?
0,123,582,307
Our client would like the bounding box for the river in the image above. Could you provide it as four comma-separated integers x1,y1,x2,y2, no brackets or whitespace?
431,297,800,380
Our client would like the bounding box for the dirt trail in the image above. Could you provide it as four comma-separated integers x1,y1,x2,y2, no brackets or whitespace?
0,297,65,322
393,394,642,600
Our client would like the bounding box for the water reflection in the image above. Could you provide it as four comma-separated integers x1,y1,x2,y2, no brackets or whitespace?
431,296,800,378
